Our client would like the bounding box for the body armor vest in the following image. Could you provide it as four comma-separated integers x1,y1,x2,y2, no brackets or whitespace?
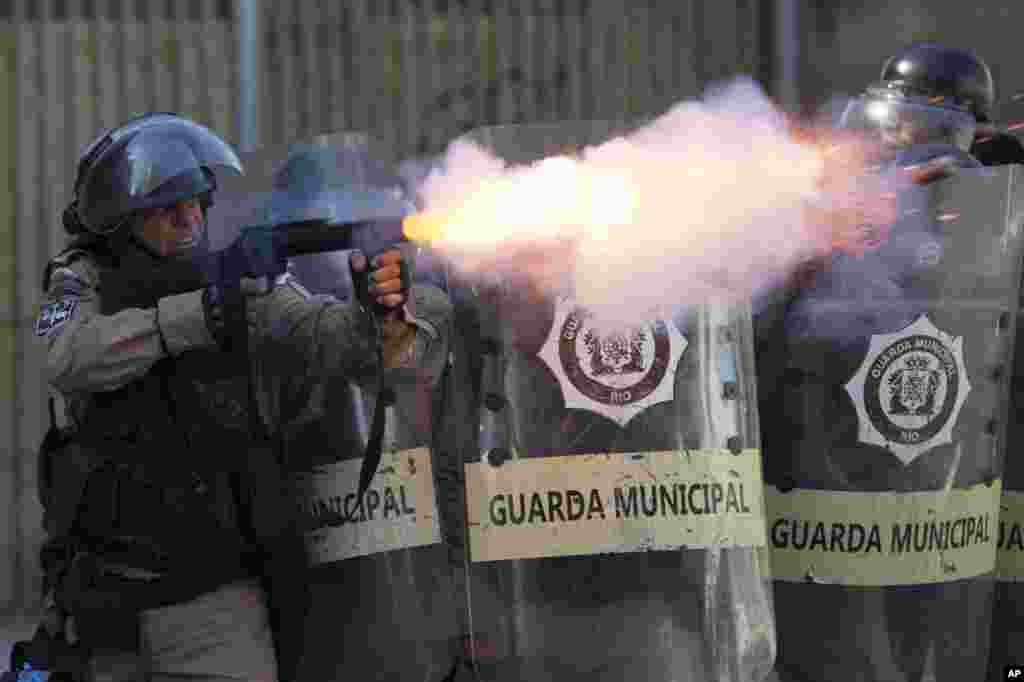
51,238,255,585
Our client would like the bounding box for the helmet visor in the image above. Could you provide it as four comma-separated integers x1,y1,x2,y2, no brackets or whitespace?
839,91,977,152
78,116,243,233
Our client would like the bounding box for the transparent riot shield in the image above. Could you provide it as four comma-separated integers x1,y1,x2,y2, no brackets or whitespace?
755,163,1024,682
206,133,464,681
449,122,776,681
989,164,1024,681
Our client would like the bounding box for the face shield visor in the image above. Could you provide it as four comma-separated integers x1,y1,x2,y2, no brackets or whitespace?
77,116,243,234
839,88,978,153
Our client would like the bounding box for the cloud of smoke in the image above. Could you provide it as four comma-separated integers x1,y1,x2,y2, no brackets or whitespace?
415,77,902,325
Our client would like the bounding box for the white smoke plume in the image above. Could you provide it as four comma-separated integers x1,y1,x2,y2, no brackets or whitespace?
413,77,902,324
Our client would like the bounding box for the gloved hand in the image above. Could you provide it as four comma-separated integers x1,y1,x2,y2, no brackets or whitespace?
202,284,229,348
350,248,420,368
202,280,269,350
349,247,411,316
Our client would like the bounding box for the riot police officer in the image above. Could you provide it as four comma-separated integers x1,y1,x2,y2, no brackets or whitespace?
33,113,451,681
759,43,1007,682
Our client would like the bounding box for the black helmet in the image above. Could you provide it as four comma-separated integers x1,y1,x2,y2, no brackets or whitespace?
840,43,993,153
66,112,243,235
260,136,413,226
878,43,994,123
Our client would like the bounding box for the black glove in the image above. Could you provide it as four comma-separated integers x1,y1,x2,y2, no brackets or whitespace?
349,246,413,317
202,284,229,350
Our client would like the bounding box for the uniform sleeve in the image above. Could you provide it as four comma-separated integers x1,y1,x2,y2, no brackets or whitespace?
39,254,216,394
388,283,452,377
251,275,452,394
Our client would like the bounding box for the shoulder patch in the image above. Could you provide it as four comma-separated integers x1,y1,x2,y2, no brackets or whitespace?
35,299,78,337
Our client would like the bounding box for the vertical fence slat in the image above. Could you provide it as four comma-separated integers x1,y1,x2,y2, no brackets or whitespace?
341,4,358,136
325,0,345,132
564,0,583,121
177,12,199,122
71,1,99,174
587,0,611,121
541,0,557,121
398,0,420,155
365,4,387,139
7,0,42,614
278,2,299,143
120,7,147,117
222,2,239,145
443,2,465,142
260,3,278,144
95,0,119,130
147,1,169,110
612,0,631,122
384,1,402,151
347,0,365,132
196,0,215,127
493,2,518,129
550,0,570,121
519,3,538,123
198,0,232,141
21,0,63,613
650,2,675,107
626,3,651,120
456,0,476,134
374,2,393,138
676,1,699,100
445,0,465,136
297,0,317,138
422,0,444,152
738,0,759,80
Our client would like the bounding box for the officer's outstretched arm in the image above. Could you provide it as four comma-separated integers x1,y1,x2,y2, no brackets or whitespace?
39,255,215,393
380,283,451,375
248,273,452,387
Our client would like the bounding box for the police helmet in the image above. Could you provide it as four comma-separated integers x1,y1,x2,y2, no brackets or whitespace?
260,137,413,227
65,113,243,236
840,43,994,152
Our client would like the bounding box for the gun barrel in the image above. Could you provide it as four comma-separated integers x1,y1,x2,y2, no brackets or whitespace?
275,217,413,260
275,220,355,257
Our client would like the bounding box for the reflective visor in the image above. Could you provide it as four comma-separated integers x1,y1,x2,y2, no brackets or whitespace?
78,116,243,233
840,90,977,152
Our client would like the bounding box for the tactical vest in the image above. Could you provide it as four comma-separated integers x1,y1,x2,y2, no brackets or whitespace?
43,238,256,594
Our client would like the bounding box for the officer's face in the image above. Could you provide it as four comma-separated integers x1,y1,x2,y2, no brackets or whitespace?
134,198,204,257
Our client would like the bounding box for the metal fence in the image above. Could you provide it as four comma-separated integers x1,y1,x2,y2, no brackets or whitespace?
1,0,762,617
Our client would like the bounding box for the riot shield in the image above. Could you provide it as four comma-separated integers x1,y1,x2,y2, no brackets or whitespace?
449,122,776,681
755,162,1024,682
206,133,464,681
989,162,1024,681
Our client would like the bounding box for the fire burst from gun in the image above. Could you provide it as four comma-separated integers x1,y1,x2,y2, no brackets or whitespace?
403,78,905,324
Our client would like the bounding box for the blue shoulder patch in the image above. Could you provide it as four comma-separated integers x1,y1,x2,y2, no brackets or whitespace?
35,299,78,337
